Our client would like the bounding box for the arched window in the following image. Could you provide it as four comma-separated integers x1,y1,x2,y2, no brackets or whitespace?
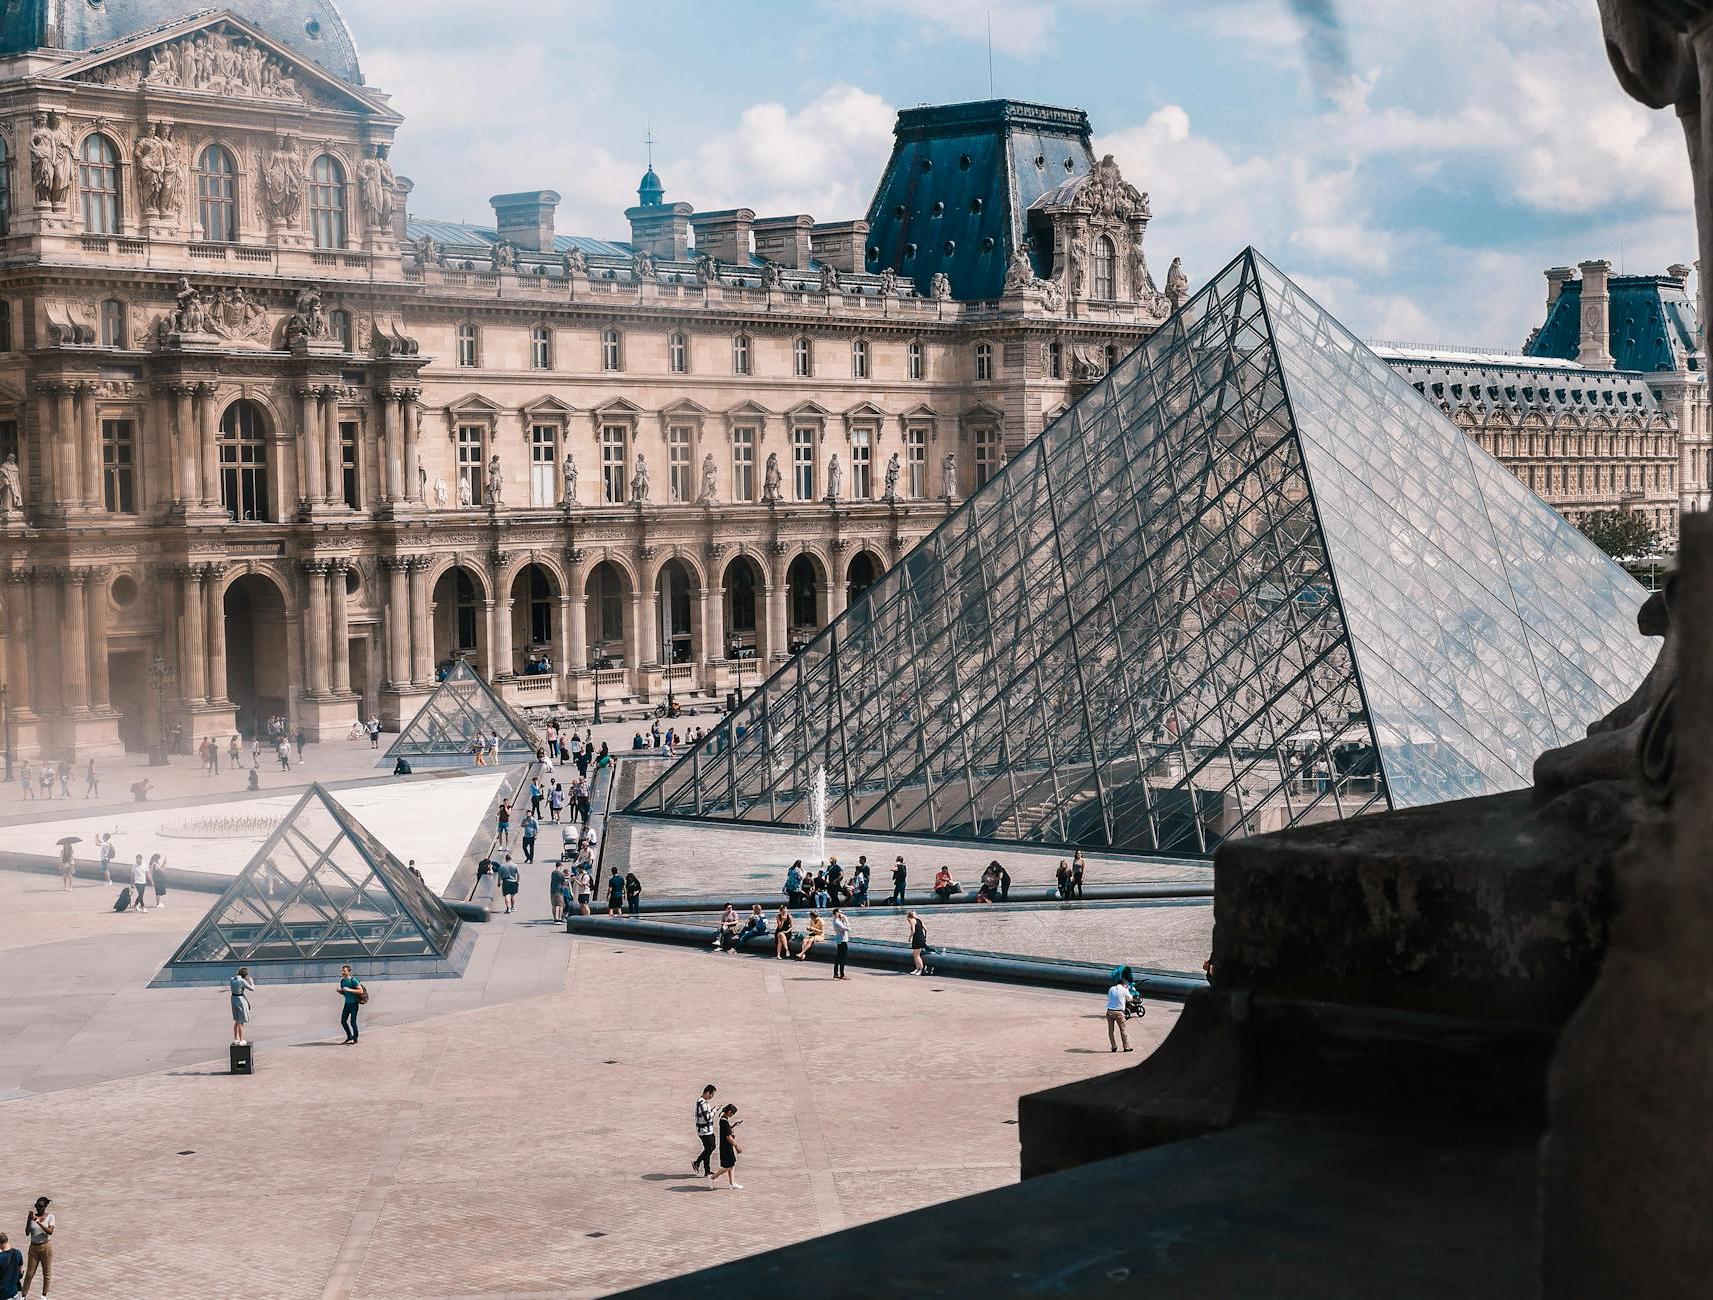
194,144,238,242
907,340,923,380
456,322,478,368
669,331,688,374
851,338,868,379
530,324,551,370
308,154,347,249
218,399,270,522
329,309,353,351
1092,235,1116,299
732,332,752,376
0,136,11,237
794,336,813,378
99,299,126,349
78,133,121,234
601,328,622,372
974,342,993,381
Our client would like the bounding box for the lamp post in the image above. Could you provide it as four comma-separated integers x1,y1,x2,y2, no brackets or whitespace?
662,631,675,714
729,636,744,711
589,652,603,726
1,681,11,783
146,656,176,766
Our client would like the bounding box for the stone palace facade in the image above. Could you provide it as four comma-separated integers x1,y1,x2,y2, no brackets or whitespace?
0,4,1184,757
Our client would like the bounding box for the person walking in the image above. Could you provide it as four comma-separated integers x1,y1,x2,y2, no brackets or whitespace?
624,871,642,916
21,1199,53,1299
18,758,32,801
495,800,512,847
149,854,167,909
56,761,71,798
527,777,543,819
38,764,53,801
547,782,565,823
230,967,255,1044
0,1229,22,1300
692,1084,719,1178
96,834,115,884
251,738,263,770
1105,971,1134,1053
83,758,98,799
906,911,929,976
831,908,850,979
276,738,291,771
712,1104,743,1189
605,868,625,916
496,853,520,914
520,812,538,864
294,727,307,763
573,864,593,917
366,717,382,749
56,842,74,893
129,854,150,911
228,735,241,770
338,965,365,1043
890,856,908,906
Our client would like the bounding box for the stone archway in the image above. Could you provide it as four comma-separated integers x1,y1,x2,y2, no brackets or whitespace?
224,572,290,738
432,565,486,678
786,552,826,650
585,560,632,669
656,558,695,665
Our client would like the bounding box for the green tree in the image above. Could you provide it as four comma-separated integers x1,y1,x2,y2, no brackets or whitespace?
1576,509,1663,560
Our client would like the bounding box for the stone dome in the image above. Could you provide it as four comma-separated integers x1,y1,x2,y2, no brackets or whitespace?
0,2,365,85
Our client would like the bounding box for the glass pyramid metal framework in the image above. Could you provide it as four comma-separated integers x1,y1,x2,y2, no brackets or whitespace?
385,659,539,762
627,248,1654,857
165,784,462,972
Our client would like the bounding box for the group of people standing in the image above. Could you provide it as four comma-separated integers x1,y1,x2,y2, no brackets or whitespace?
16,758,96,801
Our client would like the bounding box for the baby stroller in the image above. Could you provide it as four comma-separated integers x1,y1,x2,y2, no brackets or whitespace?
1112,966,1146,1019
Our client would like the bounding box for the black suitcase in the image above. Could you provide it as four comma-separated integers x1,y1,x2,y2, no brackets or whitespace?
230,1042,254,1075
113,886,132,912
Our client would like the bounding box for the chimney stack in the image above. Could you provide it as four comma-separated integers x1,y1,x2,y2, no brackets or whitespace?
689,209,755,265
811,220,870,275
1577,260,1615,370
1545,266,1576,314
753,215,814,269
490,190,559,253
1669,262,1693,284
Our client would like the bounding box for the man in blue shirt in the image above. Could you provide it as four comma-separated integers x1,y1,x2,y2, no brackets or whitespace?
0,1230,23,1300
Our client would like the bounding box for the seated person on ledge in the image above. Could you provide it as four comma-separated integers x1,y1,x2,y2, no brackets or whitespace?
736,904,768,944
795,911,826,959
933,867,961,901
631,732,647,750
393,757,413,776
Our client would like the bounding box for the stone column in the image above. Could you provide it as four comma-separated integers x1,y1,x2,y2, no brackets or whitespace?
196,382,220,509
492,585,514,680
330,562,352,693
27,386,58,509
30,575,58,718
179,565,208,703
302,560,330,696
84,566,111,709
77,382,101,508
409,558,434,683
699,583,722,667
402,389,422,503
297,386,324,506
57,570,89,712
767,546,790,662
48,383,78,512
632,588,659,667
384,558,411,687
204,563,228,704
173,384,198,505
322,386,343,507
1577,260,1616,371
554,595,575,696
4,570,35,720
379,387,403,503
480,599,498,679
828,556,848,621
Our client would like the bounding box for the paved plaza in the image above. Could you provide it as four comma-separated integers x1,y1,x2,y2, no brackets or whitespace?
0,756,1181,1297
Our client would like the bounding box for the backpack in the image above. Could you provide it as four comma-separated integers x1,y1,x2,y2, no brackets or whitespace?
114,886,132,912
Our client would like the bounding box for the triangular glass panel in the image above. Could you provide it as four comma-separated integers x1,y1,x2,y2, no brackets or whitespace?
385,659,539,762
625,249,1657,857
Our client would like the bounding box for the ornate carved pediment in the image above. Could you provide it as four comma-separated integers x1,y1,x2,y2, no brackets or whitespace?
149,279,272,348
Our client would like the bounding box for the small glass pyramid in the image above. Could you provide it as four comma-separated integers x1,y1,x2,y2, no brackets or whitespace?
165,784,461,969
386,658,539,762
625,248,1656,857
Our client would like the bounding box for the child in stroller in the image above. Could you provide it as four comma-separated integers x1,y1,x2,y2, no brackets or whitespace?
1112,965,1146,1019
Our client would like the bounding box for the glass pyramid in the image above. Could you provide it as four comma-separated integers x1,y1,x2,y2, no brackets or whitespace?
166,784,461,969
626,249,1656,857
386,658,539,762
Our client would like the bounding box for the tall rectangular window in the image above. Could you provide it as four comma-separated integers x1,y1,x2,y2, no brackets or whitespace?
906,427,926,498
456,323,478,368
732,334,751,376
601,424,627,503
101,418,136,514
530,326,552,370
339,419,360,509
850,427,871,500
792,426,816,500
530,424,557,506
78,134,120,235
975,342,993,381
601,329,622,372
794,337,812,377
457,424,485,506
731,426,755,502
974,427,999,488
668,425,692,502
851,339,868,379
907,341,923,380
669,332,688,374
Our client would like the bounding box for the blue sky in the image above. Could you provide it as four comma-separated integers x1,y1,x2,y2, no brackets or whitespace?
348,0,1694,349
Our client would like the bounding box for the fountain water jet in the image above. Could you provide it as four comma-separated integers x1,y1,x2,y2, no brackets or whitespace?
805,763,828,870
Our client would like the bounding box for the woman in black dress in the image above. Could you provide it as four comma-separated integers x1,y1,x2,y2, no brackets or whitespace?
711,1103,743,1189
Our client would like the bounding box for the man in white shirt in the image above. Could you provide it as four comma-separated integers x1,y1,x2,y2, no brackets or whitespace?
129,854,150,912
1106,970,1135,1053
831,908,851,980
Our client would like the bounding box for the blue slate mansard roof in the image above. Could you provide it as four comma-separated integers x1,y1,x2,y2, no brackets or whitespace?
864,99,1095,301
404,218,633,260
1525,272,1702,375
0,2,364,84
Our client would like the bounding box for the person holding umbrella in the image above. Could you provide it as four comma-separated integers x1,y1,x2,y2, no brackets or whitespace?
55,836,79,891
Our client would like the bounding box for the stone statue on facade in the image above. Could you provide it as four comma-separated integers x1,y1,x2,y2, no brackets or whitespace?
486,454,504,507
456,474,472,507
941,451,957,498
759,261,783,290
562,452,578,506
411,234,441,267
1066,232,1089,297
1083,154,1149,222
819,264,842,294
433,474,449,508
0,452,24,513
1005,244,1036,292
356,145,396,229
826,455,843,502
1040,279,1065,312
879,267,899,297
284,286,329,346
632,249,656,281
762,452,783,503
631,454,651,503
30,112,74,207
695,253,718,285
169,278,208,334
698,453,718,504
882,451,901,501
260,134,302,226
1164,257,1189,311
134,123,182,217
561,246,588,277
491,241,517,271
930,271,952,301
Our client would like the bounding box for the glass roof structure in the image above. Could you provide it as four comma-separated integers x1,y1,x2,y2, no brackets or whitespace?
386,659,539,763
165,785,461,970
626,248,1655,857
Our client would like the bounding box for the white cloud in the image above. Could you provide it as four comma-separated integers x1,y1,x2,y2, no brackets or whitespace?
838,0,1059,57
